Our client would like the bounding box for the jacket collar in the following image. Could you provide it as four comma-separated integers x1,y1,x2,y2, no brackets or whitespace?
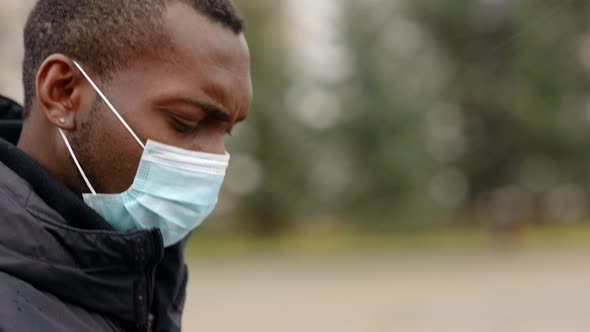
0,138,164,327
0,137,114,230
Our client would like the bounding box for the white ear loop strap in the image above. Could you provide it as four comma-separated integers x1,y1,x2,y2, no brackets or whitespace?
72,61,145,150
58,128,97,195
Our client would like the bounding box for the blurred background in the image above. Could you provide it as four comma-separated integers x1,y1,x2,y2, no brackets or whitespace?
2,0,590,331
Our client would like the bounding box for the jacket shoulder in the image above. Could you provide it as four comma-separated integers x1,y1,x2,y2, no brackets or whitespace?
0,95,23,144
0,271,124,332
0,95,22,120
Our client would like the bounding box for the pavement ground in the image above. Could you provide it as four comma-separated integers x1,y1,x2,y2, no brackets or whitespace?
183,249,590,332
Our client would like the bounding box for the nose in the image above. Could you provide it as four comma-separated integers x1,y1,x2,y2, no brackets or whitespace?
191,131,226,155
210,138,226,155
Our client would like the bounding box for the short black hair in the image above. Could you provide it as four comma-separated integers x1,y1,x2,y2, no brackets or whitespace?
22,0,244,118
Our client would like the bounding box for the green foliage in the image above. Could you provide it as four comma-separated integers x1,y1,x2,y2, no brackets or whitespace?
410,0,590,226
222,0,314,234
217,0,590,233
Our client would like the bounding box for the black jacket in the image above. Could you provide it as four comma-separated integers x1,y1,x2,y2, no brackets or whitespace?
0,95,188,331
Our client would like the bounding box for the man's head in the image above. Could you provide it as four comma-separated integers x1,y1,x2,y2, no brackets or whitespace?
18,0,252,195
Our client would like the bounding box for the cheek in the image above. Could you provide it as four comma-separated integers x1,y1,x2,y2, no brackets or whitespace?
134,110,226,153
76,113,145,193
129,108,174,143
159,126,227,154
98,132,144,193
124,106,227,154
194,128,226,154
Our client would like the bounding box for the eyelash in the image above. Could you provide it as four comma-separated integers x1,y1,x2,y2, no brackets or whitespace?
170,116,199,134
169,116,235,136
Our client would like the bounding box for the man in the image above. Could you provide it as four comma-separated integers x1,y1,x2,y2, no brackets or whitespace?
0,0,252,331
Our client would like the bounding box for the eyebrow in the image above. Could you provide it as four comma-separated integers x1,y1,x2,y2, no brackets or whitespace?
172,97,248,123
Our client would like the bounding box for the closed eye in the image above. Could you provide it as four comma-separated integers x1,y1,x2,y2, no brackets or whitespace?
168,115,200,133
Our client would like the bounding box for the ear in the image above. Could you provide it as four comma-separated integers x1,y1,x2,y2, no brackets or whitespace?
35,54,87,130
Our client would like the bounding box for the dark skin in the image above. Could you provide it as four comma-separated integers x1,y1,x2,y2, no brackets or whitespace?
18,3,253,195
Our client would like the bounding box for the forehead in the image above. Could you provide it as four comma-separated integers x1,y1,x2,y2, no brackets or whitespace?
155,2,252,113
164,2,249,65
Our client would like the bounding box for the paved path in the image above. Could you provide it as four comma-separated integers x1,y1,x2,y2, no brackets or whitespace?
183,250,590,332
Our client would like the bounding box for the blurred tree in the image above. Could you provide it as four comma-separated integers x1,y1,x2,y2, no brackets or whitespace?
333,1,456,229
215,0,590,234
220,0,314,235
316,0,590,229
411,0,590,227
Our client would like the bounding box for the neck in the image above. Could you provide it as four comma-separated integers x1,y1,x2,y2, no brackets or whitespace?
17,117,87,195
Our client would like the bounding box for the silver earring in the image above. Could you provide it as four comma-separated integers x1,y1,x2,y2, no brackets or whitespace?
59,117,66,124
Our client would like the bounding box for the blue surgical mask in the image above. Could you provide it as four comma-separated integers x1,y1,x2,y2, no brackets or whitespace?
58,61,229,247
